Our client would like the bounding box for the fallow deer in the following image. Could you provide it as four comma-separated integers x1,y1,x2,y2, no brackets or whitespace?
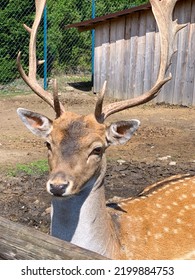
16,0,195,259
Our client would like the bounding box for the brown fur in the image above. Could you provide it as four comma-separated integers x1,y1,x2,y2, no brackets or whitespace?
109,175,195,259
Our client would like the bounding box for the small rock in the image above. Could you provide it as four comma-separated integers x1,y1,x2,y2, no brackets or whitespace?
45,207,51,214
65,86,74,92
117,159,126,165
169,161,176,166
158,155,171,161
34,199,39,204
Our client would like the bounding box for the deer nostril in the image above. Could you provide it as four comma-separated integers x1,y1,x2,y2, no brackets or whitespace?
50,183,69,196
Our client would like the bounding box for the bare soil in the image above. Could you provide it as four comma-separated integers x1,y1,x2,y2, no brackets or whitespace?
0,90,194,234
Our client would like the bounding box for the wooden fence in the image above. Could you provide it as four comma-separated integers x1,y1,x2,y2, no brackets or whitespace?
0,216,107,260
94,0,195,106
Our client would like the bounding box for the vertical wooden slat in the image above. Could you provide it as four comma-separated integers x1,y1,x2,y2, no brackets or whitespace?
94,26,102,93
183,0,195,106
172,0,191,105
109,20,117,98
128,12,139,98
124,15,132,100
100,23,110,89
134,12,146,97
114,18,125,99
143,9,156,92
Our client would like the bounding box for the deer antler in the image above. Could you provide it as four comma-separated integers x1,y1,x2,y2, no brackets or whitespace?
17,0,65,118
95,0,187,123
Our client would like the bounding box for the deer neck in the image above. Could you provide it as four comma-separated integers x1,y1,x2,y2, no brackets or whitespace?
50,160,120,259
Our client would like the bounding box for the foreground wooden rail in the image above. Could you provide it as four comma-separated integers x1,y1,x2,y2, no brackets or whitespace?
0,216,107,260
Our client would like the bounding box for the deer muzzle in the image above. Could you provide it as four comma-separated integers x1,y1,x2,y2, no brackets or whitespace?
46,174,74,196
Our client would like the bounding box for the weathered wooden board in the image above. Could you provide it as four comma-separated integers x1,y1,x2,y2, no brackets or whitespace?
143,9,156,93
0,216,107,260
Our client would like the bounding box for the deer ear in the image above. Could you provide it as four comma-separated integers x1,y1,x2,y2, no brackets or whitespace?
17,108,53,139
106,119,140,146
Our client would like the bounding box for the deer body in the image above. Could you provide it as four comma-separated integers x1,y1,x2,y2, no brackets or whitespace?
50,167,195,260
16,0,195,259
116,175,195,259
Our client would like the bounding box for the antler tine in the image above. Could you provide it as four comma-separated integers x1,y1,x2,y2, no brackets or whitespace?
94,80,107,122
53,79,61,119
17,0,65,117
96,0,187,122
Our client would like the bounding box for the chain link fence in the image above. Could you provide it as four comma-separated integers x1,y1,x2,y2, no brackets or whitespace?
0,0,147,94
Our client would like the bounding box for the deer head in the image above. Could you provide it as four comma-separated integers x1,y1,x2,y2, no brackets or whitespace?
17,107,140,196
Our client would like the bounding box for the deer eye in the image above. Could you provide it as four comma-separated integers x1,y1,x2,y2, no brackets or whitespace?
45,141,52,151
91,146,103,156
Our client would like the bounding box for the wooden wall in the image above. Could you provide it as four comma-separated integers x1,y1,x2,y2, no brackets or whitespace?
94,0,195,106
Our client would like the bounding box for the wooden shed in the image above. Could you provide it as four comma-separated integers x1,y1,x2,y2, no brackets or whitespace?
67,0,195,106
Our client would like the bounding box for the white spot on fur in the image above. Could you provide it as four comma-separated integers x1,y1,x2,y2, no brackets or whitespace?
163,227,169,233
185,177,192,181
179,209,185,216
172,202,178,206
171,181,177,185
187,223,193,227
156,203,161,208
131,235,137,242
154,233,162,239
178,194,188,201
162,213,168,219
176,218,182,224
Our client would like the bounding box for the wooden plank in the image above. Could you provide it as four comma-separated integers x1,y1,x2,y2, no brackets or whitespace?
172,1,191,105
0,216,107,260
134,12,146,97
183,1,195,106
94,26,102,93
124,15,132,99
109,20,117,98
114,17,125,99
100,23,110,90
128,12,139,98
143,10,156,92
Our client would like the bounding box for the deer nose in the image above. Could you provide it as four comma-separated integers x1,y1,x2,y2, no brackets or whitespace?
49,183,69,196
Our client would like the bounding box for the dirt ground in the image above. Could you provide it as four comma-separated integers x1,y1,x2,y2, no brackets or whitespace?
0,90,194,234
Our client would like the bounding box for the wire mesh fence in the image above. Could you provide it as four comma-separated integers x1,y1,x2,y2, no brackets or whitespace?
0,0,147,94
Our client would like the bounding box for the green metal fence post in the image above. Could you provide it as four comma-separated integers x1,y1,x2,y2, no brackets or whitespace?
91,0,96,86
43,5,48,90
